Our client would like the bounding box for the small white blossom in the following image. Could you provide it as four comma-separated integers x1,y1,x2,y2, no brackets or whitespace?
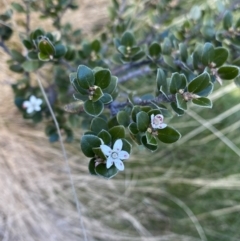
151,114,167,129
100,139,129,171
22,95,43,114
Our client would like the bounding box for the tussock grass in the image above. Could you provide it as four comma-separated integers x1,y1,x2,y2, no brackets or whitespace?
1,1,240,241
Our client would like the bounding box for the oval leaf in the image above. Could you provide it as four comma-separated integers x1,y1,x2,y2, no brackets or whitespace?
109,125,125,142
192,97,212,108
84,99,104,117
157,126,181,143
94,69,111,89
136,111,150,132
188,72,210,93
217,66,239,80
81,135,102,157
95,163,118,179
212,47,228,67
77,65,95,89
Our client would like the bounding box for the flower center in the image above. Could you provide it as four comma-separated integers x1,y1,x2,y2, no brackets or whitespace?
111,152,118,159
153,116,162,125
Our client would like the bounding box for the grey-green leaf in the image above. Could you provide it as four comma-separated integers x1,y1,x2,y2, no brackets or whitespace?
188,72,210,93
77,65,95,89
192,97,212,108
217,66,239,80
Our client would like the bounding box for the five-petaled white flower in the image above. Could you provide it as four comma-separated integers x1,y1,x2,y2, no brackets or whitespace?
100,139,129,171
151,114,167,129
22,95,43,114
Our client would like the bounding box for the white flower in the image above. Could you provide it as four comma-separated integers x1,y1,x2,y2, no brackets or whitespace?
151,114,167,129
100,139,129,171
22,95,43,114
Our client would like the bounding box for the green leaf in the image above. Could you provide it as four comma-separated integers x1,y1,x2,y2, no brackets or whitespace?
64,47,75,61
77,65,95,89
11,49,25,63
88,158,98,176
169,72,187,94
202,42,214,66
156,68,166,90
92,86,104,102
212,47,228,67
92,147,106,159
163,55,176,69
122,139,132,154
179,43,188,62
81,135,102,157
94,69,111,89
146,132,158,146
117,110,130,127
84,99,104,116
128,122,139,135
188,72,210,93
98,130,111,145
217,66,239,80
121,31,135,47
141,136,158,151
149,42,161,58
192,44,203,69
103,76,118,94
189,5,201,20
161,38,172,55
223,10,233,30
91,39,101,52
157,126,181,143
38,37,55,56
22,60,42,72
108,116,118,129
11,2,25,12
70,73,89,95
91,117,108,134
95,163,118,179
109,125,125,142
9,64,24,73
131,106,141,122
38,52,50,61
136,111,150,132
132,50,145,62
176,93,187,110
100,93,113,104
201,25,215,40
73,93,89,101
171,102,185,116
192,97,212,108
54,44,67,58
196,82,213,97
22,39,33,50
28,51,38,60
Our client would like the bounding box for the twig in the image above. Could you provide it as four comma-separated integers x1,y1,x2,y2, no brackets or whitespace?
36,72,88,241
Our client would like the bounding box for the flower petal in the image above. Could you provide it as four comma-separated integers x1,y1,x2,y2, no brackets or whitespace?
30,95,37,103
118,150,129,160
151,114,154,123
113,139,123,152
106,157,114,169
26,106,34,114
34,106,41,111
158,123,167,129
36,98,43,106
100,144,112,156
114,159,124,171
22,101,31,108
155,114,164,122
